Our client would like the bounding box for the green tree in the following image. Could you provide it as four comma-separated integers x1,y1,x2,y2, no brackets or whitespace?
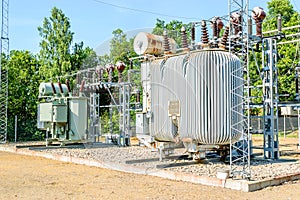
109,29,137,64
7,50,42,141
38,7,74,79
152,19,192,47
263,0,300,100
71,42,99,70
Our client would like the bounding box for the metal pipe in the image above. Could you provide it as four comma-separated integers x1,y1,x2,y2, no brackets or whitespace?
263,25,300,35
285,33,300,38
277,39,300,45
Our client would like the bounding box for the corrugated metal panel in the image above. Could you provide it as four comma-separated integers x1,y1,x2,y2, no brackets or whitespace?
149,50,242,145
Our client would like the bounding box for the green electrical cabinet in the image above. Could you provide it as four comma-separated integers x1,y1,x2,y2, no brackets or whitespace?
68,97,88,141
39,103,53,122
53,104,67,123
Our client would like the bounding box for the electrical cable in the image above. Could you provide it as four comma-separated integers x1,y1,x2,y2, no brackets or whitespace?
91,0,199,20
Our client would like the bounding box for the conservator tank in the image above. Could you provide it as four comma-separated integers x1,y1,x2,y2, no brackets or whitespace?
149,49,243,145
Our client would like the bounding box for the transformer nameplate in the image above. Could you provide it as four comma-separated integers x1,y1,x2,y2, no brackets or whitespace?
168,101,180,117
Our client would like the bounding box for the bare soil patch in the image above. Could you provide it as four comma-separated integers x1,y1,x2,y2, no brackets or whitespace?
1,136,300,200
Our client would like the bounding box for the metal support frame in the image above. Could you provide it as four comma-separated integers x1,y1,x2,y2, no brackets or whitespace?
90,92,100,142
0,0,9,143
228,0,251,179
118,83,131,146
85,80,132,146
262,38,279,159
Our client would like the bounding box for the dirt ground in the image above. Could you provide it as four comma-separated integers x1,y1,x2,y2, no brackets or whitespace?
0,139,300,200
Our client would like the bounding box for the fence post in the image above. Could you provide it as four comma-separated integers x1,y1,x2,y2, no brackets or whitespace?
14,115,17,142
298,109,300,149
284,114,286,138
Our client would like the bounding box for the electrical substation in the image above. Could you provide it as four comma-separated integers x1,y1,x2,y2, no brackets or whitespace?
2,0,300,191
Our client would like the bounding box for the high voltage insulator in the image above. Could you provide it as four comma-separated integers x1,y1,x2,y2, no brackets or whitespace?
163,30,171,53
201,20,209,47
219,24,230,49
181,26,188,49
252,7,266,36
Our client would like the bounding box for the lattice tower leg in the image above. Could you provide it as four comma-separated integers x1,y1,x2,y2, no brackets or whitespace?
0,0,9,143
229,0,251,179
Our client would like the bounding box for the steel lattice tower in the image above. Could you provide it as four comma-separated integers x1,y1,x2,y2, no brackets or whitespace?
228,0,251,179
0,0,9,143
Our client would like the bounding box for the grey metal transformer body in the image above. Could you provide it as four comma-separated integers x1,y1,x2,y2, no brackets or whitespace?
37,82,88,145
141,49,243,146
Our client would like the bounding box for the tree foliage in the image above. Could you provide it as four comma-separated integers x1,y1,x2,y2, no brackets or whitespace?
5,7,97,141
263,0,300,100
38,7,74,79
152,19,192,47
109,29,137,65
7,50,43,141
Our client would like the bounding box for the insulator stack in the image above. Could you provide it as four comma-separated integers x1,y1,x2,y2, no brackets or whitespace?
251,7,266,37
96,66,103,82
181,26,189,50
216,17,224,38
66,79,71,93
219,24,230,49
80,80,85,93
277,14,282,33
211,19,218,38
191,23,195,46
231,12,242,35
106,63,115,83
116,61,126,83
211,17,224,38
163,30,171,53
51,82,57,94
58,81,64,94
201,20,209,47
248,18,253,35
136,90,140,103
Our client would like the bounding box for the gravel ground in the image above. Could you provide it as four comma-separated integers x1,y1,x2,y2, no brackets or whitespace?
8,137,300,181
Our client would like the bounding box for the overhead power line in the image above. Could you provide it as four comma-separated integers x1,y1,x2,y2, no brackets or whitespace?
91,0,199,20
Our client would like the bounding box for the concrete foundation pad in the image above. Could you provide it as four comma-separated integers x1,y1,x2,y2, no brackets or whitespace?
1,146,299,192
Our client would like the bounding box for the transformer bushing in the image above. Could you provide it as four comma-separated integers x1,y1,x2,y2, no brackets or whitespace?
116,61,126,83
106,63,115,83
231,12,242,35
252,7,266,36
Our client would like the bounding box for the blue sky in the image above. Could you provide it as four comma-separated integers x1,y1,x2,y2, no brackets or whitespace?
10,0,299,54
